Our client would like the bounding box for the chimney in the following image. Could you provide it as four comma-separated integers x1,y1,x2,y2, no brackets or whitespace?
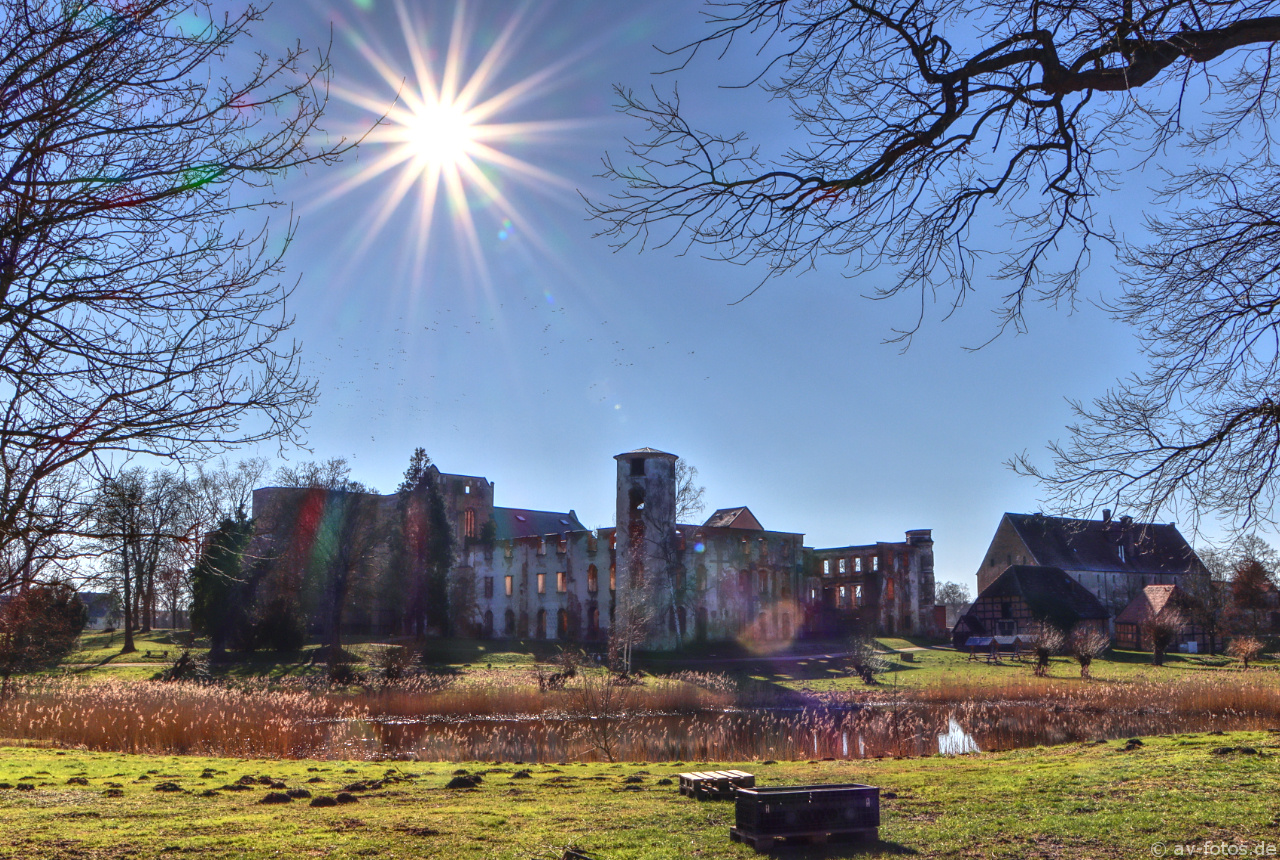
1102,509,1112,523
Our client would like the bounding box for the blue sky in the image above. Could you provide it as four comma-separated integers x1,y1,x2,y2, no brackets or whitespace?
245,0,1196,594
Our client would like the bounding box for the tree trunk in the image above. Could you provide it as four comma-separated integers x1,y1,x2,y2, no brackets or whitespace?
120,540,136,654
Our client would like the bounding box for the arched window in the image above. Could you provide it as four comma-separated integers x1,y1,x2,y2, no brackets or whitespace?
518,611,529,638
557,608,569,639
587,564,598,593
504,609,515,636
483,610,494,638
587,604,600,637
535,609,547,639
464,508,477,539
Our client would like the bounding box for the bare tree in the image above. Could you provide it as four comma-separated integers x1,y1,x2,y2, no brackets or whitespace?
1229,559,1274,635
0,1,347,574
609,579,655,674
269,461,383,662
1069,627,1110,679
274,459,373,494
590,0,1280,531
571,670,634,762
674,458,706,524
1147,606,1185,667
1027,621,1066,677
936,581,971,627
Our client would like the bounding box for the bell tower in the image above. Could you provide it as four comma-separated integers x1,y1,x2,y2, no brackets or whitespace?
613,448,678,642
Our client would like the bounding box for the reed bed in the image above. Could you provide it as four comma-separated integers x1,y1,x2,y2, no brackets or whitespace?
2,673,1277,762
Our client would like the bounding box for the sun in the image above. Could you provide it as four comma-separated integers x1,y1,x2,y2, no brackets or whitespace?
397,100,477,168
316,0,583,282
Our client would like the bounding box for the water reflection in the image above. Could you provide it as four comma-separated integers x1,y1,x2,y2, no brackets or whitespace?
320,700,1269,762
937,717,980,755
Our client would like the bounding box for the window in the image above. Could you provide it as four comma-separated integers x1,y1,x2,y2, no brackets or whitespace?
823,559,830,576
838,585,848,608
483,577,493,599
839,558,846,574
873,557,879,572
504,609,515,635
537,573,546,594
630,457,645,476
504,575,513,597
1001,602,1012,619
609,563,616,591
465,509,477,539
558,536,567,554
538,537,546,555
587,564,598,593
464,484,470,494
557,571,567,593
885,578,895,599
855,557,862,572
855,585,863,606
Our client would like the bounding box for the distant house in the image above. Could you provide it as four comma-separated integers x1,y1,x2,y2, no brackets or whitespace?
1114,584,1208,652
702,507,764,530
952,565,1110,649
974,512,1208,614
77,592,117,630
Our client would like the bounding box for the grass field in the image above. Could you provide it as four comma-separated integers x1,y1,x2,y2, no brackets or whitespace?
0,730,1276,858
60,630,1278,693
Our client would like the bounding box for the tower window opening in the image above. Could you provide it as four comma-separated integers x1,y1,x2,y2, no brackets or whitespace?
630,458,645,476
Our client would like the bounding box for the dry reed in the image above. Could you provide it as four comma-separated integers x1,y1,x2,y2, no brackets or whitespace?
1,673,1275,762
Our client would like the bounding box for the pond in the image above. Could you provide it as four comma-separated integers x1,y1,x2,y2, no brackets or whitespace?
317,700,1277,762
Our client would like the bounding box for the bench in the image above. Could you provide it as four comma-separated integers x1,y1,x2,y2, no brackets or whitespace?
677,770,755,800
729,783,879,852
142,650,169,660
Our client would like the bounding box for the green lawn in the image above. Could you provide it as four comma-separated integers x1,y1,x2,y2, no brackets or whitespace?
0,731,1276,858
740,644,1277,693
59,631,1277,693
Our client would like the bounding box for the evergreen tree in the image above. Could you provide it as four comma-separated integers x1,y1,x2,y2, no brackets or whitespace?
189,513,254,660
393,448,455,637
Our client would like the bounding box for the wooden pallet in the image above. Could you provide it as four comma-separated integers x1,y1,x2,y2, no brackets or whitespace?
729,825,878,853
677,770,755,800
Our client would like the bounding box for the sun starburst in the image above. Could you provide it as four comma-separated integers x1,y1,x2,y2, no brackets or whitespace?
316,0,585,283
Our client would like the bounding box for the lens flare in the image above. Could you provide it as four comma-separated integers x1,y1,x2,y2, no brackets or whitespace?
315,0,590,283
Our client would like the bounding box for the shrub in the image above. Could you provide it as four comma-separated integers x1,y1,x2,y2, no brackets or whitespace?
845,633,887,684
0,582,86,691
1228,637,1265,669
157,650,211,684
372,645,416,681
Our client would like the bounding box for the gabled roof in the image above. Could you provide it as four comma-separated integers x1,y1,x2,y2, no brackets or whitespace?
978,564,1110,627
702,506,764,530
1004,513,1206,576
1114,584,1200,625
492,507,584,540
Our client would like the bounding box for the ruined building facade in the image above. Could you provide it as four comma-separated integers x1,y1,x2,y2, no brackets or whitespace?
251,448,938,646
